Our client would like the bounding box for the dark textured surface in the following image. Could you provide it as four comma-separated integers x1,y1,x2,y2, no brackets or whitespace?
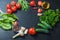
0,0,60,40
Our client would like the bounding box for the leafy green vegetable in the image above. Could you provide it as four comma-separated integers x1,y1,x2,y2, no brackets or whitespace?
39,9,60,26
0,12,18,30
18,0,29,11
37,9,60,33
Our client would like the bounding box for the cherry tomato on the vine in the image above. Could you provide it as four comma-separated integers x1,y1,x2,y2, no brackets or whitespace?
38,1,42,6
7,9,12,14
16,3,21,9
11,6,17,12
38,8,43,13
11,1,16,6
6,4,11,9
30,1,36,7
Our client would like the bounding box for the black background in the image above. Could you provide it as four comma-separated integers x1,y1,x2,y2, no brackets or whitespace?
0,0,60,40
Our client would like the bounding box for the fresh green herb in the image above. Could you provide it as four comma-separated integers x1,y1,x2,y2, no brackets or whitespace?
18,0,29,11
39,9,60,26
37,9,60,33
0,12,18,30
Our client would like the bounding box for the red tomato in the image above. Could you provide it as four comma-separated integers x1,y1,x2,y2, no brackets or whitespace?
11,6,17,12
29,28,36,35
38,1,42,6
30,1,36,7
7,9,12,14
11,1,16,6
6,4,11,9
16,3,21,9
38,8,43,13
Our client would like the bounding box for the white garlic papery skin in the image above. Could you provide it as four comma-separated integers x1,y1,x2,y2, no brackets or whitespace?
24,29,28,34
37,13,42,16
13,33,20,38
13,30,24,38
21,27,26,31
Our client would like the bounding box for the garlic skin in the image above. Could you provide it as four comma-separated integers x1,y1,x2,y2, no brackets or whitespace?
12,27,29,39
12,30,24,39
37,13,42,16
13,33,20,39
24,29,28,34
21,27,26,31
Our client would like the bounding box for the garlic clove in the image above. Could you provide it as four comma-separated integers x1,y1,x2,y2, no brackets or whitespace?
21,27,26,31
37,13,42,16
24,29,28,34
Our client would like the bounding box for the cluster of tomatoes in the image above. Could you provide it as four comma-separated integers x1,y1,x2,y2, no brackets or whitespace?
30,0,42,7
29,0,50,16
6,1,21,14
29,0,43,16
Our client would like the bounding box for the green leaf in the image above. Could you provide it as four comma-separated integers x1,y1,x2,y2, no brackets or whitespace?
39,9,60,27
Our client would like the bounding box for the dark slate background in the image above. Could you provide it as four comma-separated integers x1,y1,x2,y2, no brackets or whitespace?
0,0,60,40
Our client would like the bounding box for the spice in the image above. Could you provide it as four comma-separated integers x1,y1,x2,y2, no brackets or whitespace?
42,2,50,9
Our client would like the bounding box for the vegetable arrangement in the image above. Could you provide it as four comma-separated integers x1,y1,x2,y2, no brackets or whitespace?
30,0,50,16
28,27,49,35
37,9,60,33
0,0,60,39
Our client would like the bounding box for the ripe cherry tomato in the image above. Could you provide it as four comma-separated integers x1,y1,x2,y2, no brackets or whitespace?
7,9,12,14
11,1,16,6
16,3,21,9
38,8,43,13
29,27,36,35
11,6,17,12
6,4,11,9
30,1,36,7
38,1,42,6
